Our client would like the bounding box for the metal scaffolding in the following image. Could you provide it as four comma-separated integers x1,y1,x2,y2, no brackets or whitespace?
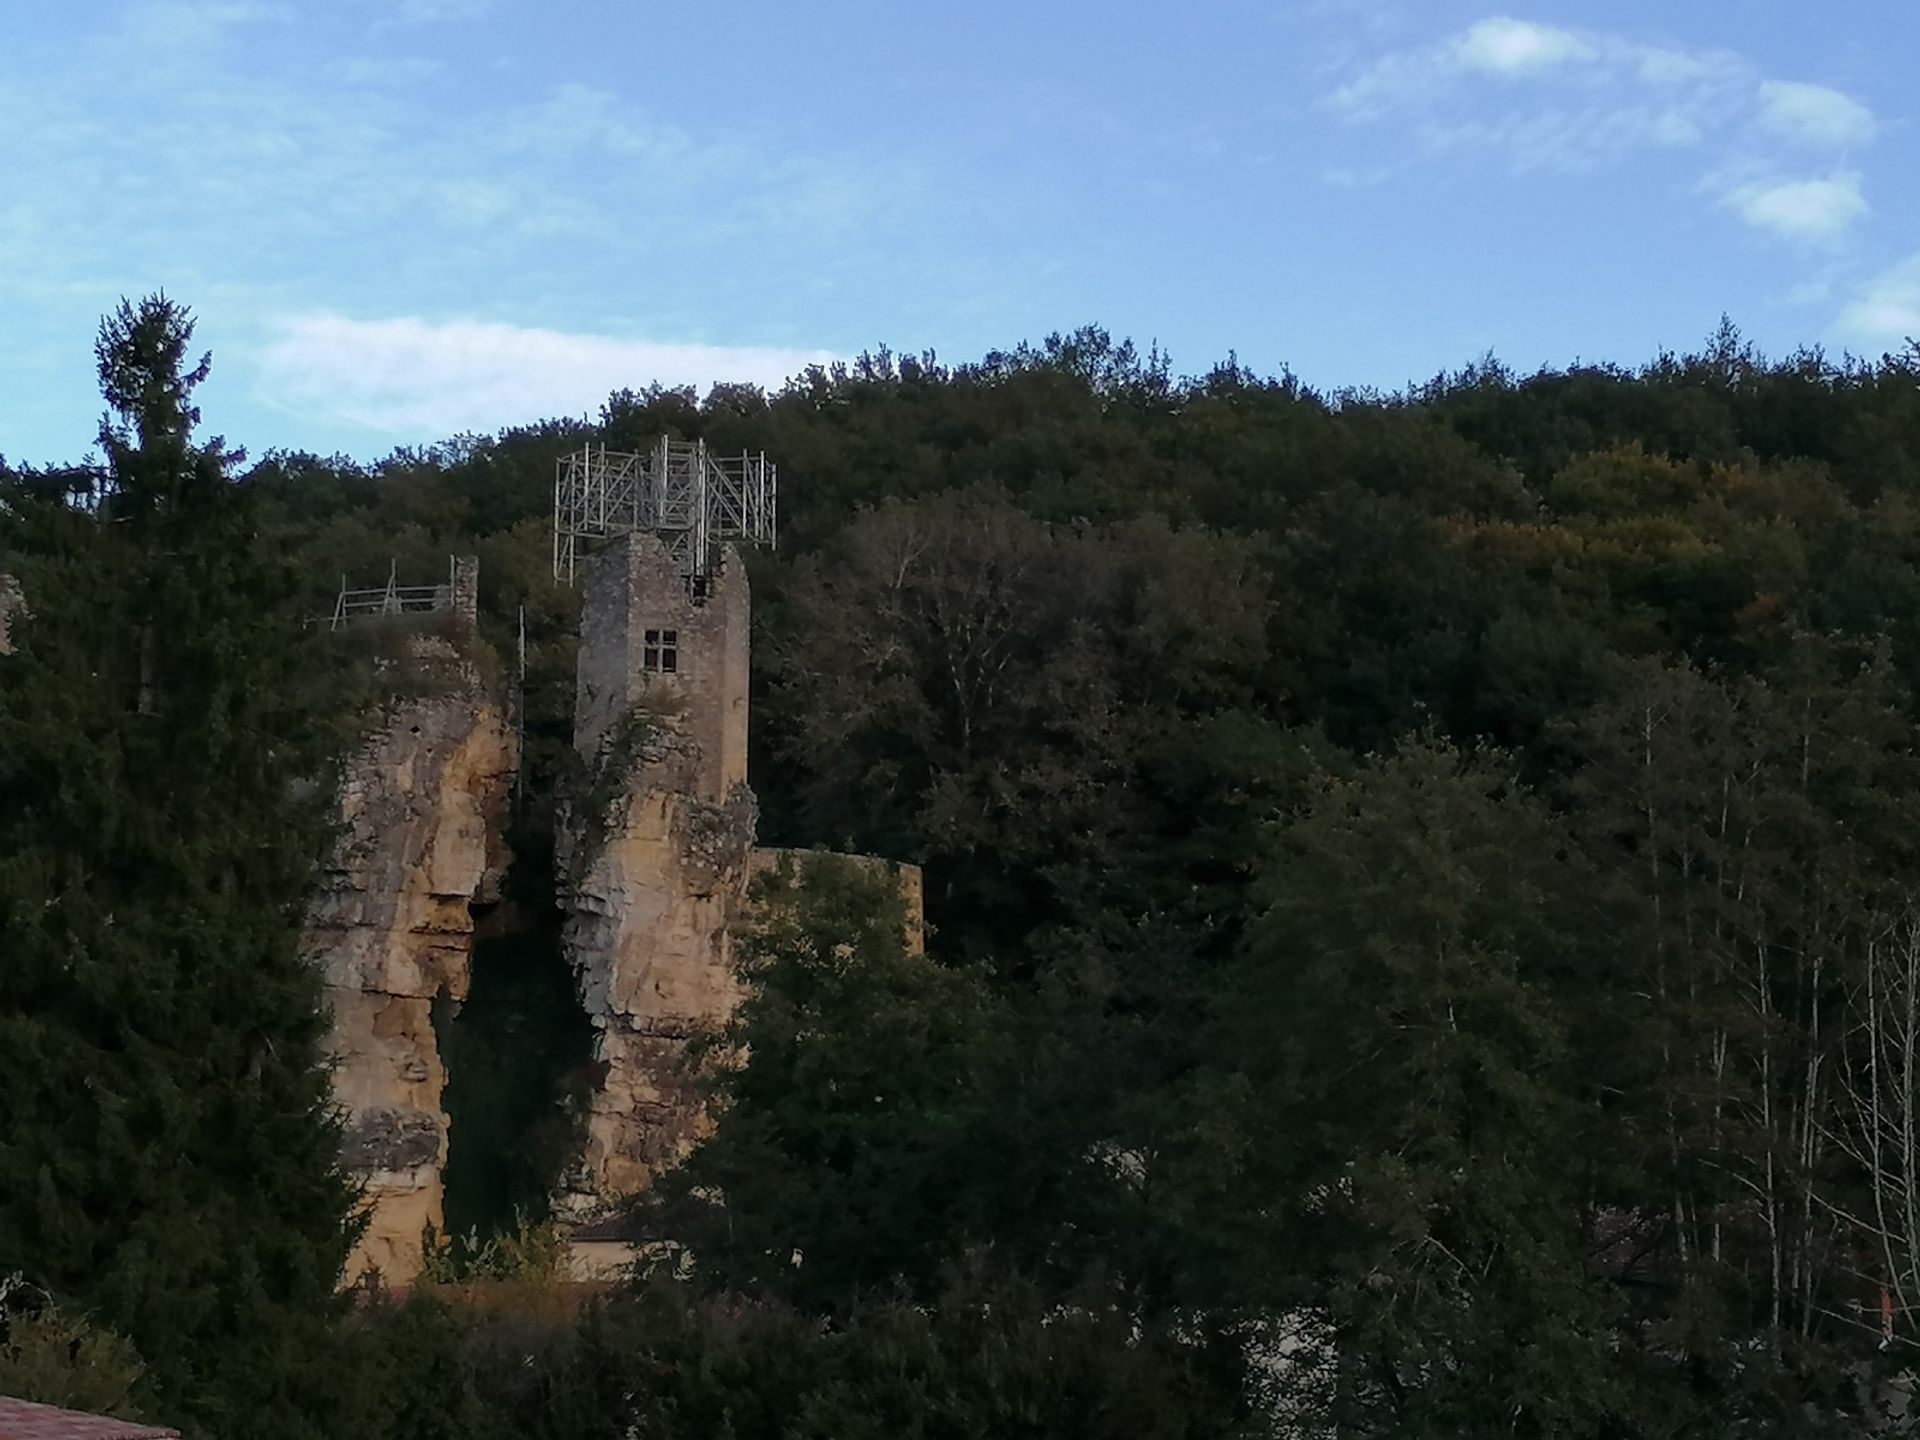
552,438,777,585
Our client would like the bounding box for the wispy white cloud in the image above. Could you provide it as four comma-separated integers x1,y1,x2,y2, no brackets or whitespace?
0,0,964,460
1834,256,1920,347
1416,101,1705,172
1325,14,1887,259
254,313,840,437
497,83,706,163
1452,17,1595,75
1326,15,1744,165
1720,173,1868,243
1756,80,1876,149
1781,272,1838,306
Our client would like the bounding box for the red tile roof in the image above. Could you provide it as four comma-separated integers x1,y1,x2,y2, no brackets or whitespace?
0,1397,178,1439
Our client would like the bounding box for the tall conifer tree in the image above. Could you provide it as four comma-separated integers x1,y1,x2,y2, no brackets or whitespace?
0,297,355,1438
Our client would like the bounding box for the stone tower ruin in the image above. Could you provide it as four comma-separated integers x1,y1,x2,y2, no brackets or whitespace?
558,531,760,1212
549,440,781,1214
572,532,749,802
308,445,921,1285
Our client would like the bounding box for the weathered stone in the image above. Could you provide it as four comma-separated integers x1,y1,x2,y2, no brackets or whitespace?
558,537,760,1214
573,533,748,801
304,641,516,1285
341,1106,446,1172
560,740,758,1210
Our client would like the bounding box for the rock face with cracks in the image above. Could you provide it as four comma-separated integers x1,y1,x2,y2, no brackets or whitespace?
304,641,516,1285
558,724,758,1212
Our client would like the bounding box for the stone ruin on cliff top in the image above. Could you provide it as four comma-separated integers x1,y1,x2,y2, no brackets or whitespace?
306,439,923,1286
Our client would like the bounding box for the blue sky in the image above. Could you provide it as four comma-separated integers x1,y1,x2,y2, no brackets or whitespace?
2,0,1913,465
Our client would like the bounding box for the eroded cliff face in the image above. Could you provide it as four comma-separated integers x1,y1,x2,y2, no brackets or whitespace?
304,646,516,1284
557,725,757,1215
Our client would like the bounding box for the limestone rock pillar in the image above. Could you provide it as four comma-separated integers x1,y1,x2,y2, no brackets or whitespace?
304,642,516,1284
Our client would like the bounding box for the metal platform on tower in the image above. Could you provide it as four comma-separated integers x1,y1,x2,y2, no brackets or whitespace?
553,438,777,585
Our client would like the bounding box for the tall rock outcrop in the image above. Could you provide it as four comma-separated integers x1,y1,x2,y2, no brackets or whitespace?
560,727,757,1207
304,637,516,1284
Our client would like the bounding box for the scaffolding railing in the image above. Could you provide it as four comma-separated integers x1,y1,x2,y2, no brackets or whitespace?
553,438,776,584
326,557,457,631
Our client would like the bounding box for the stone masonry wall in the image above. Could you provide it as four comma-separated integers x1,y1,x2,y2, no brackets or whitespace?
304,641,516,1284
748,847,926,955
573,534,748,802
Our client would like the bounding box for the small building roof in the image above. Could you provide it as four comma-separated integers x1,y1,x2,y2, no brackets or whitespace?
0,1396,179,1440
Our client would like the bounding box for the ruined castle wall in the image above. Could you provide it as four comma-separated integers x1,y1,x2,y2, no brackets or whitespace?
748,847,926,955
304,643,515,1284
450,555,479,625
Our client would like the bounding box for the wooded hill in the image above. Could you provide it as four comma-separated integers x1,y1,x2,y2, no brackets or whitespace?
6,303,1920,1437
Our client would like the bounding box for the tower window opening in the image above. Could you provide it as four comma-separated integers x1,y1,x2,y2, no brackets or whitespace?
643,628,679,674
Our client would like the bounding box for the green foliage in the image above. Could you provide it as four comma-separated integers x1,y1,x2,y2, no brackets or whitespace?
1209,740,1638,1434
19,302,1920,1434
338,1262,1249,1440
0,1277,148,1420
0,297,356,1439
758,488,1275,964
417,1214,571,1286
647,855,1010,1309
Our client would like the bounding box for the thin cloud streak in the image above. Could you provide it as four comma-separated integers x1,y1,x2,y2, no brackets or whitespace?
254,312,841,438
1327,15,1743,137
1323,13,1883,255
1324,17,1881,175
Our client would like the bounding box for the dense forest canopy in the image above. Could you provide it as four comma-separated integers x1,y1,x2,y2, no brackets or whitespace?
6,304,1920,1436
